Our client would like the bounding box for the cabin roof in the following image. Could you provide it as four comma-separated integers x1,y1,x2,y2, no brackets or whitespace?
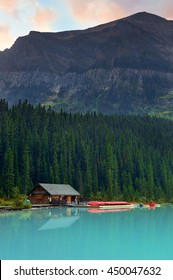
38,183,80,196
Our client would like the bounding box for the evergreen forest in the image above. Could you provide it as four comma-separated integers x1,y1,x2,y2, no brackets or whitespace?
0,99,173,202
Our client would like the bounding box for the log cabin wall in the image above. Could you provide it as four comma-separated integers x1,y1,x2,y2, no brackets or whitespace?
29,185,50,204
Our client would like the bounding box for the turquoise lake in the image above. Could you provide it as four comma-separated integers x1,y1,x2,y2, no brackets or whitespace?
0,206,173,260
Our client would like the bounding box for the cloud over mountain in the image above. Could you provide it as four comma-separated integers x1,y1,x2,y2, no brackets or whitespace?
30,7,58,31
0,24,13,50
66,0,126,23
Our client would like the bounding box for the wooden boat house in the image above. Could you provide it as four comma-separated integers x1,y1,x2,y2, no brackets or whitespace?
29,183,80,204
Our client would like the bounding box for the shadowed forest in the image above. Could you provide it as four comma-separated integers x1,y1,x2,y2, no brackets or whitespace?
0,99,173,202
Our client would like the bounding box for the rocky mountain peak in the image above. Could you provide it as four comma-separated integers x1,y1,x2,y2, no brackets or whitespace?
0,12,173,116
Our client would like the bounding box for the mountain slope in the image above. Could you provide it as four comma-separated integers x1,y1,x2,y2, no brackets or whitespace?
1,12,173,115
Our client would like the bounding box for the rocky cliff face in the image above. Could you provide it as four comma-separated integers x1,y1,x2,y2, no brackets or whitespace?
1,12,173,115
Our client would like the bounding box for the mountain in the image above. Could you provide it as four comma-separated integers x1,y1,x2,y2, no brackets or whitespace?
1,12,173,115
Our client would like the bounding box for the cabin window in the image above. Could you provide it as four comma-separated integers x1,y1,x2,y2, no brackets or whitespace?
35,195,43,199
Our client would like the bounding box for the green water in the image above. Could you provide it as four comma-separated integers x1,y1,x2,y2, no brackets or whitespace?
0,206,173,260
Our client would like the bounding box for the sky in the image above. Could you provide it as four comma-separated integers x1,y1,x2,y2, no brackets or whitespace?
0,0,173,51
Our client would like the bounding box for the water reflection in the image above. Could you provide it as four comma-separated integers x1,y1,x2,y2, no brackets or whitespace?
1,206,173,260
38,208,80,230
87,208,132,213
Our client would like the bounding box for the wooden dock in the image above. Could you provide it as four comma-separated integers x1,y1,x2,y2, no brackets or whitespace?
31,204,60,208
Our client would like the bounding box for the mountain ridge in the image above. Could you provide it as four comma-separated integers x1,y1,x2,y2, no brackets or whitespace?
1,12,173,115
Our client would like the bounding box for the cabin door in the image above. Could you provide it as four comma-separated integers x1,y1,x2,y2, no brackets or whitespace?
67,196,71,203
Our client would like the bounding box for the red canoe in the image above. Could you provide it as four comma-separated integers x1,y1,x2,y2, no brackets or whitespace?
148,202,156,207
88,201,131,206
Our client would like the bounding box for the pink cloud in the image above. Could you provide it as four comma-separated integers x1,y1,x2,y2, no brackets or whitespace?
0,0,38,19
66,0,127,24
31,7,58,31
162,0,173,19
0,0,21,16
0,24,14,50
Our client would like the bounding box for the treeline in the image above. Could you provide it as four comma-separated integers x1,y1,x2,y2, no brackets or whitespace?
1,99,173,202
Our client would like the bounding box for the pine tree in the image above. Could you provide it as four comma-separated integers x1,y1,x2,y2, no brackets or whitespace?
146,159,155,200
2,148,14,197
21,145,30,194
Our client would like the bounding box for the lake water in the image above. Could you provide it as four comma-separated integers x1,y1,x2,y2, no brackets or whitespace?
0,206,173,260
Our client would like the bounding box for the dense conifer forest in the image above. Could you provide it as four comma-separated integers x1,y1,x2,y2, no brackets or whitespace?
0,99,173,202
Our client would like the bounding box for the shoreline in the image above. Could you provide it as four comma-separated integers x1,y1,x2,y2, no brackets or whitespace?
0,202,171,213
